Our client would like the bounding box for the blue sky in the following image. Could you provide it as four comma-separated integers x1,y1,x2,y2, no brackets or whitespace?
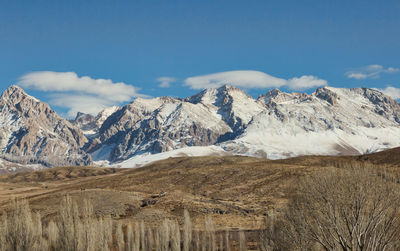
1,0,399,117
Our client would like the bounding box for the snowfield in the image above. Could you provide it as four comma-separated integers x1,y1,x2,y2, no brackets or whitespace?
96,145,230,168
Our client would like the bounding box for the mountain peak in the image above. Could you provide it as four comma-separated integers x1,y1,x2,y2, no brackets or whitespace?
257,88,295,105
0,85,90,167
186,85,243,104
7,84,23,91
1,85,39,104
265,88,283,97
217,84,236,91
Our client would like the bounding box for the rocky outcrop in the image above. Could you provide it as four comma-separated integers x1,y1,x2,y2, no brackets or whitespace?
355,88,400,123
71,112,96,133
315,87,339,105
71,106,120,137
0,85,91,166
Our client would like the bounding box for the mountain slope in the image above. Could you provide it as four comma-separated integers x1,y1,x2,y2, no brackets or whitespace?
90,85,400,163
90,85,262,162
222,87,400,158
0,85,91,166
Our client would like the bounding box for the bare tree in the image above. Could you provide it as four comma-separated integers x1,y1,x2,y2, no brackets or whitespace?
277,166,400,251
183,209,192,251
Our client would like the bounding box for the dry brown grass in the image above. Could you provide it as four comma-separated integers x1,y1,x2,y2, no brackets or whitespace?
1,149,400,250
0,156,315,230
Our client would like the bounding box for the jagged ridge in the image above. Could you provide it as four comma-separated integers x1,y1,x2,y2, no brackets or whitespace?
2,84,400,168
85,85,400,162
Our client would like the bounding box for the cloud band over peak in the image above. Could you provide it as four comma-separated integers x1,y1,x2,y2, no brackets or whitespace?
183,70,327,90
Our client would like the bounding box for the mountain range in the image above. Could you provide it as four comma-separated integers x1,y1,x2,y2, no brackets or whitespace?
1,84,400,170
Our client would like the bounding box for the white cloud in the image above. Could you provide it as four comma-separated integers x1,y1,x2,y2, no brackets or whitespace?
49,94,116,118
184,70,326,90
184,70,287,89
376,86,400,100
18,71,143,117
156,77,176,88
286,75,328,90
345,65,400,80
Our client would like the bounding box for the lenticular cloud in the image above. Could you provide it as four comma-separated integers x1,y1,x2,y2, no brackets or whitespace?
184,70,327,90
18,71,142,117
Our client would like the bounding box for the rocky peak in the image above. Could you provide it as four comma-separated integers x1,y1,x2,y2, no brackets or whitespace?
185,88,217,104
186,84,248,105
314,87,339,105
257,88,282,104
258,88,311,106
217,84,242,92
0,85,41,105
1,85,27,99
95,106,120,127
265,88,282,97
75,112,90,120
0,85,53,118
0,85,91,167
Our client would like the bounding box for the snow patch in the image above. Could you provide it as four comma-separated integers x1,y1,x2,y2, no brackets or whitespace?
96,146,229,168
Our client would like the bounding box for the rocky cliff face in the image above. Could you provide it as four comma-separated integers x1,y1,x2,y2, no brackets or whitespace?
0,85,91,166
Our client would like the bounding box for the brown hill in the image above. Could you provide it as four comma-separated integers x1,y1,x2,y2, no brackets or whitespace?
0,148,399,230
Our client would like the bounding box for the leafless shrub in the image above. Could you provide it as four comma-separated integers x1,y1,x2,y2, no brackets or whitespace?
263,165,400,251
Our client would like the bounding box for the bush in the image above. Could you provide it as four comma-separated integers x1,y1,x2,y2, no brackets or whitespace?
262,166,400,251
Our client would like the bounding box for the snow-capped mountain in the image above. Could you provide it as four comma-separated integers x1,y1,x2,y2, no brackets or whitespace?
0,85,91,166
89,85,400,162
222,86,400,159
2,84,400,169
88,85,264,162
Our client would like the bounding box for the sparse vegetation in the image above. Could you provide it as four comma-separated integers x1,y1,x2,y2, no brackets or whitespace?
0,196,244,250
2,155,400,250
